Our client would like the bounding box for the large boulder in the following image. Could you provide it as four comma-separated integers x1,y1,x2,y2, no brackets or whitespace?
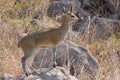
78,0,120,19
33,42,100,80
73,17,120,41
47,0,81,18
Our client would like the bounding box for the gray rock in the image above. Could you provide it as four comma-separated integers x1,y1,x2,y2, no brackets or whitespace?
105,0,120,14
20,67,78,80
109,13,120,20
81,0,91,7
72,9,91,32
73,17,120,41
33,42,100,79
47,0,81,18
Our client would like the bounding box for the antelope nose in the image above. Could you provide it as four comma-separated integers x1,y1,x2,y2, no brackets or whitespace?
75,16,79,21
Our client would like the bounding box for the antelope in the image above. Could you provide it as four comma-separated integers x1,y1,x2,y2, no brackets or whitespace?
18,8,78,76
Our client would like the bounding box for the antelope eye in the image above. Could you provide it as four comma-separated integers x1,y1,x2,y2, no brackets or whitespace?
71,15,75,18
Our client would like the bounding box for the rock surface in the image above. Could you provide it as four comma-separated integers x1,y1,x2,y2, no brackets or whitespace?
33,42,100,80
73,17,120,41
47,0,81,18
20,67,78,80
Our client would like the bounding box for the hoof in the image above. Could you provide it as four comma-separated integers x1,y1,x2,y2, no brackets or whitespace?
53,61,57,68
26,72,31,76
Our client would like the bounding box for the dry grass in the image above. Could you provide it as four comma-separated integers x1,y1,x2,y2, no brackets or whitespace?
0,0,120,80
78,35,120,80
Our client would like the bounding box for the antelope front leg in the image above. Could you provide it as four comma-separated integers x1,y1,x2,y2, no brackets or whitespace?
21,56,31,76
21,49,34,76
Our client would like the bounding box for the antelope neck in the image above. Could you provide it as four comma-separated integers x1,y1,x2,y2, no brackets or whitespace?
59,17,71,34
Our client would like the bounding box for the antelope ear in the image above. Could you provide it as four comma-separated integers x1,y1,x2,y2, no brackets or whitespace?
70,6,72,12
63,7,67,13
